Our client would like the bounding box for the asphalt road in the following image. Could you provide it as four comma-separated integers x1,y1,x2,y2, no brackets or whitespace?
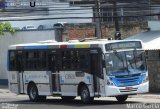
1,94,160,109
0,98,140,109
1,86,160,109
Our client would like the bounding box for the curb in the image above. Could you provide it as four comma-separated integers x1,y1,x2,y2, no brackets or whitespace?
0,89,10,94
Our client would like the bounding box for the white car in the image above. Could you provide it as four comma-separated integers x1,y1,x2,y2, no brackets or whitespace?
22,25,36,30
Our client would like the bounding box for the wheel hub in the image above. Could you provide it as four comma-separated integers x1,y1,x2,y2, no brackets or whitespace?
30,87,36,99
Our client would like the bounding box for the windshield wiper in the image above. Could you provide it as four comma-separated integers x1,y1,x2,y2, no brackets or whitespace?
113,50,127,72
113,50,123,62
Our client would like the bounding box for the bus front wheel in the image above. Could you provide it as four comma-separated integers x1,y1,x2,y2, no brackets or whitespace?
80,85,94,104
116,95,128,103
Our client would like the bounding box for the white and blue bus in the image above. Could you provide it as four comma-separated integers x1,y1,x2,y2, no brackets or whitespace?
8,39,148,103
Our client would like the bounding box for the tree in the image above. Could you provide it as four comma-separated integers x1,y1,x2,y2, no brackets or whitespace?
0,22,15,35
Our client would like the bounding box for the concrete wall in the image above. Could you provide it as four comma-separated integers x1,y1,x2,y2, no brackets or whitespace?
0,29,55,85
147,50,160,93
148,21,160,31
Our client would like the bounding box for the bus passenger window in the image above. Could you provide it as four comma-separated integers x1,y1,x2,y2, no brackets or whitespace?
37,51,46,70
25,51,37,70
62,51,72,70
61,50,89,71
79,51,89,70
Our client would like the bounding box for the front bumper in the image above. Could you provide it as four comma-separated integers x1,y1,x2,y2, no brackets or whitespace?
105,81,149,96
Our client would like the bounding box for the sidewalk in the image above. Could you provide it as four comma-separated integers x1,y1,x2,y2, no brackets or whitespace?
0,85,10,94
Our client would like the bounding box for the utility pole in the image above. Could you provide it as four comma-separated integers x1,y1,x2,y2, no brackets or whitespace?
95,0,102,39
112,0,121,40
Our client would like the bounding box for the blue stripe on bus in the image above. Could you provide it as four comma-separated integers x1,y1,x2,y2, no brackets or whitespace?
67,45,74,48
24,45,48,49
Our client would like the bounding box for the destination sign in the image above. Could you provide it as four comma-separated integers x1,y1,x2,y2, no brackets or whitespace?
105,41,142,51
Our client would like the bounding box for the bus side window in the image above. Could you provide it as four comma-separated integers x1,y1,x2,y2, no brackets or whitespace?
37,51,47,70
9,51,16,71
48,53,57,71
61,50,89,71
25,51,37,70
25,51,47,71
62,51,71,70
79,51,89,70
72,50,80,69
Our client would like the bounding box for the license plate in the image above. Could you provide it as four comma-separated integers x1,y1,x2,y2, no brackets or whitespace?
125,87,133,90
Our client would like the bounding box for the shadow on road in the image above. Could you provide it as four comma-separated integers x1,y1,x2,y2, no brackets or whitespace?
4,98,141,107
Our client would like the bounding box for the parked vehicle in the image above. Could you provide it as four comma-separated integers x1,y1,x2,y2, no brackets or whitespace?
12,27,21,30
53,22,67,28
37,25,53,30
22,25,36,30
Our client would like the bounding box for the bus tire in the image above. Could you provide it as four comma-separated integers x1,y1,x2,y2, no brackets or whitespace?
116,95,128,103
61,96,76,101
28,83,39,102
80,85,93,104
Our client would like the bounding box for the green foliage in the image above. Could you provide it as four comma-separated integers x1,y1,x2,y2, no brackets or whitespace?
0,22,15,35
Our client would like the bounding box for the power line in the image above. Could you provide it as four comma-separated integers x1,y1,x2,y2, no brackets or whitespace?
2,4,158,11
0,13,160,21
0,1,159,19
2,5,160,14
1,8,159,17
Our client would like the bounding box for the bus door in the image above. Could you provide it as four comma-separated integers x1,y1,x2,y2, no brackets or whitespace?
90,49,101,96
16,51,25,94
48,51,60,94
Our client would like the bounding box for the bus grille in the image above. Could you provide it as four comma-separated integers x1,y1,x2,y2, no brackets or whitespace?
111,73,144,87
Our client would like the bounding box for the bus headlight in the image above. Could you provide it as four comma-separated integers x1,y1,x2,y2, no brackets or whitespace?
142,75,149,83
106,79,115,86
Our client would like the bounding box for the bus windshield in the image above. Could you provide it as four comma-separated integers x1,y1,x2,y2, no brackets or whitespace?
105,50,146,75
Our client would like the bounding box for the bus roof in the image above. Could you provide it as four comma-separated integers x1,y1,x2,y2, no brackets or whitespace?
8,39,142,50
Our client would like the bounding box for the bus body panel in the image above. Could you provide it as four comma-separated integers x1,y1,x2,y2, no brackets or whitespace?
9,83,19,94
59,71,106,97
24,71,52,95
9,71,19,94
60,71,94,97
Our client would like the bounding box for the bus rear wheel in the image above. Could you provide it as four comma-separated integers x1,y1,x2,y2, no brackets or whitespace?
80,85,94,104
116,95,128,103
28,83,46,102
